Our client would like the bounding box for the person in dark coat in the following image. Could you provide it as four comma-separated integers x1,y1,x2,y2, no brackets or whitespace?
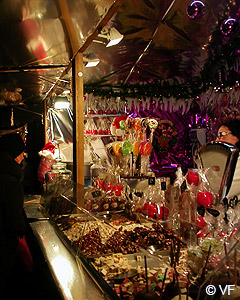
0,133,26,290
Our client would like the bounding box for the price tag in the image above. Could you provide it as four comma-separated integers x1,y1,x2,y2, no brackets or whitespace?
161,181,167,191
148,177,155,185
92,190,102,198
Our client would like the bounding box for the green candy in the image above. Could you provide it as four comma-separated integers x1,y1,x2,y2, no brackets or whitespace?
121,141,132,155
119,120,126,130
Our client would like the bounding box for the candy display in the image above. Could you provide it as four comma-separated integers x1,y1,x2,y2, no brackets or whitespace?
85,117,112,136
61,217,183,257
85,95,124,116
43,159,240,300
40,109,240,300
107,116,161,176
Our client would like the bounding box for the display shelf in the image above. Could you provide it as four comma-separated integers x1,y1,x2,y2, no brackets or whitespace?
24,200,114,300
84,134,115,137
85,114,122,118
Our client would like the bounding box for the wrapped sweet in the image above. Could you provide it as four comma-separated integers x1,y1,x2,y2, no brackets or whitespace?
110,115,128,136
168,167,197,245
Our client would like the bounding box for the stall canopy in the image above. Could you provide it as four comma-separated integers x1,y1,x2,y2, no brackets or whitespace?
0,0,236,105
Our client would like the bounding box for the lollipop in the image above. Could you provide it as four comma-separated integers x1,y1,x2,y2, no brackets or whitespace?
143,141,152,156
139,141,152,175
134,118,142,131
119,120,126,130
139,141,147,155
133,141,139,156
141,118,148,129
112,142,123,157
121,141,132,156
148,118,158,142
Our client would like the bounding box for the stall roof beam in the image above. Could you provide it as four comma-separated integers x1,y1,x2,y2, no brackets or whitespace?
44,0,126,99
0,64,67,72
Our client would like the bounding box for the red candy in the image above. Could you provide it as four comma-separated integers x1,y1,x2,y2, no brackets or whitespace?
186,169,199,186
143,142,152,156
141,202,168,220
139,141,146,155
113,185,123,196
156,206,169,220
197,191,214,208
197,214,206,230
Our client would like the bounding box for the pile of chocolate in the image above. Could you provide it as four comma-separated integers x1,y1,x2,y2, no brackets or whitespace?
74,223,183,257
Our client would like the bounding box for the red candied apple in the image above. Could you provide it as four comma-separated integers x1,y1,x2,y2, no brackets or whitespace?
96,180,104,190
186,169,199,186
97,109,104,115
113,185,123,196
141,202,149,214
197,191,214,208
88,109,94,115
142,202,157,218
106,109,112,115
148,203,157,218
155,205,169,220
98,130,104,135
91,129,97,135
197,214,206,230
104,183,113,193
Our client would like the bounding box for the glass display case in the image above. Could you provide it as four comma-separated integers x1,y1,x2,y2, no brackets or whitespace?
37,166,240,300
39,181,187,300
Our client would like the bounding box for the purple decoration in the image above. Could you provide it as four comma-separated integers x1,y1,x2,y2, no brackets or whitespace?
186,1,206,20
220,18,239,36
129,103,197,180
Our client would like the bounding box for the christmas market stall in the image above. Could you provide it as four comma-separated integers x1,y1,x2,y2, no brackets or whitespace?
1,0,240,299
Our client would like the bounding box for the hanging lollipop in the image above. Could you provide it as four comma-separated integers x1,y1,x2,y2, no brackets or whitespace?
148,118,158,143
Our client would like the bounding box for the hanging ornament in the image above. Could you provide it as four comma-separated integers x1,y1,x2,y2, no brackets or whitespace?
186,1,206,20
220,18,239,36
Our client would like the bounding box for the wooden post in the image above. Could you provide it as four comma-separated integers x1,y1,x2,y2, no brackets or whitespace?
72,52,84,186
53,0,126,187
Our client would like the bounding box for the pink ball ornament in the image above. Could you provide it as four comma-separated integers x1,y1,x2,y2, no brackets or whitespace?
186,1,206,20
197,191,214,208
220,18,239,36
